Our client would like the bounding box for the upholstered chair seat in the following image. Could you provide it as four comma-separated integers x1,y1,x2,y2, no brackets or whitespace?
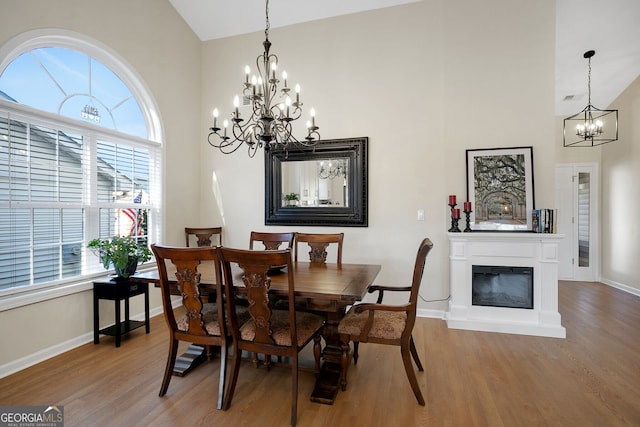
176,302,222,335
338,310,407,341
239,310,325,346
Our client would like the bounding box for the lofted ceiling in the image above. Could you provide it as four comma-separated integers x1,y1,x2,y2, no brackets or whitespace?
169,0,640,116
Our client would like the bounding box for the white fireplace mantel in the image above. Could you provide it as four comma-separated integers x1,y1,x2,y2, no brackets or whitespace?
446,232,566,338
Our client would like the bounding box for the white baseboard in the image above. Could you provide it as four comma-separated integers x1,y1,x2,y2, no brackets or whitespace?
600,278,640,297
417,308,446,319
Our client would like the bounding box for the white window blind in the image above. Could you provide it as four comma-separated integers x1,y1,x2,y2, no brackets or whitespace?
0,106,160,292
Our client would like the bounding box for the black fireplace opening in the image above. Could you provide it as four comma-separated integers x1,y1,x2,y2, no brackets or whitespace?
472,265,533,309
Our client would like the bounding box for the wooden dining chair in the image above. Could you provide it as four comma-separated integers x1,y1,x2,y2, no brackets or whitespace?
185,227,223,247
219,247,324,427
291,232,344,313
294,232,344,264
151,244,229,409
249,231,295,250
337,238,434,405
248,231,296,365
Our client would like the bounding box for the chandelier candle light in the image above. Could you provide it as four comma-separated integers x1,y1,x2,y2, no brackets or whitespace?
208,0,320,157
563,50,618,147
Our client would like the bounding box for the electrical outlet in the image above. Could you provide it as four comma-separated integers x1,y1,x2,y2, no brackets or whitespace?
417,210,425,221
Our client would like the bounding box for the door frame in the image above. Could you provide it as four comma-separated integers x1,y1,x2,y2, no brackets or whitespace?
555,162,600,281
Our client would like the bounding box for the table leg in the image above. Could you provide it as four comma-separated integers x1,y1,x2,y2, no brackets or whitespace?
310,309,346,405
115,299,121,348
93,292,99,344
144,283,150,334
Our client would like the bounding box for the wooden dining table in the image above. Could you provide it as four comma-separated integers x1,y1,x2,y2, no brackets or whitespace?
133,260,381,404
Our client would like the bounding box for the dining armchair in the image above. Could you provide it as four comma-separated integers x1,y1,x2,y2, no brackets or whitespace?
185,227,223,247
219,247,324,426
151,244,228,409
337,238,434,405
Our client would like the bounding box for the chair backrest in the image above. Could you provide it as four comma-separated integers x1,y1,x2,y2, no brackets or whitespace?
249,231,295,251
406,238,434,328
151,244,225,336
219,247,296,346
185,227,223,247
294,232,344,264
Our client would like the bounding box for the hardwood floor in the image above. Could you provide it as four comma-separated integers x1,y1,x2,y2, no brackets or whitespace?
1,281,639,426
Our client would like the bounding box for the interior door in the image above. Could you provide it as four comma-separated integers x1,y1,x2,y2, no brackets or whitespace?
555,163,599,281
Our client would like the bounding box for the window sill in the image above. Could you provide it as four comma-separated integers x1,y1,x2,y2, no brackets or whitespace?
0,264,157,312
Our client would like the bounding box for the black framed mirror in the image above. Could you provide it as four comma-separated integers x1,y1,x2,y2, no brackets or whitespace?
265,137,368,226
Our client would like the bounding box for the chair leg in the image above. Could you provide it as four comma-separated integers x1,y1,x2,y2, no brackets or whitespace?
222,345,242,410
216,341,227,410
291,354,298,426
353,342,360,364
401,342,425,405
159,338,179,396
409,335,424,371
339,340,351,391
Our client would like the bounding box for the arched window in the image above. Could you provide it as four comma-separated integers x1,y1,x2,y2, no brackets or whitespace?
0,30,162,302
1,47,147,138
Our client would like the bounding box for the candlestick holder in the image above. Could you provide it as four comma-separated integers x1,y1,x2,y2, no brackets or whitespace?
463,209,472,232
448,203,461,232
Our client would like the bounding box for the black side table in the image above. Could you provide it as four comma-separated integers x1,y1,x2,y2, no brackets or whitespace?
93,276,150,347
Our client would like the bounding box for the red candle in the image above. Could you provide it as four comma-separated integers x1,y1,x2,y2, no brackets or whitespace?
464,201,472,212
448,195,456,205
452,208,460,219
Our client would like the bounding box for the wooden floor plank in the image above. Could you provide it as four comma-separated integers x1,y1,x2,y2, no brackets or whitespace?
1,281,639,426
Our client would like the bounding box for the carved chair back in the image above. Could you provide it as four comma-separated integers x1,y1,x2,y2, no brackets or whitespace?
294,232,344,264
185,227,223,247
249,231,295,250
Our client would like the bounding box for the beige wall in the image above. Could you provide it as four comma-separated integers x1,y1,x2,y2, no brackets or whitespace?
601,75,640,290
0,0,201,368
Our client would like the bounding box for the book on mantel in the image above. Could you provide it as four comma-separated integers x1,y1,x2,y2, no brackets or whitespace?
531,209,557,233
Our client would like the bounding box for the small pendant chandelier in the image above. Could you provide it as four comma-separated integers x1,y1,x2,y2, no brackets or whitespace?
207,0,320,157
563,50,618,147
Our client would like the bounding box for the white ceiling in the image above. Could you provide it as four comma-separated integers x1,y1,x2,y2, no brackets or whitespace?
169,0,640,116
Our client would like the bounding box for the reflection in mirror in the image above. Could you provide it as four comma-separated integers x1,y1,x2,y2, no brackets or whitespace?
282,159,349,208
265,137,368,227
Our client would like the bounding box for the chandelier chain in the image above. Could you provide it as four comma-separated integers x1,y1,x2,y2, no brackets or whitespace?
587,56,592,106
265,0,270,40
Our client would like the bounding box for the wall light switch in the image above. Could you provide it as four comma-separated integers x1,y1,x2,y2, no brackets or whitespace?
417,210,425,221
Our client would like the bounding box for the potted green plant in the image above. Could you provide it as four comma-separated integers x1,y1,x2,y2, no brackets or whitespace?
284,192,299,206
87,236,152,278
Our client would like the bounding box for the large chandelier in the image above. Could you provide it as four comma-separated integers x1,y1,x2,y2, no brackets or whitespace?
207,0,320,157
563,50,618,147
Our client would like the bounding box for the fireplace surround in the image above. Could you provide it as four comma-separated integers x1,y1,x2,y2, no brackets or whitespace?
447,232,566,338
